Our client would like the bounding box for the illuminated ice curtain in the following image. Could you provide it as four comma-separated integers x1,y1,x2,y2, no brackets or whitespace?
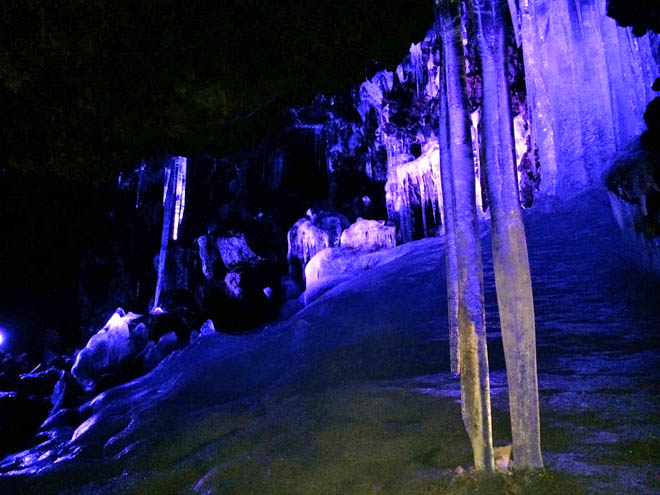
163,156,187,240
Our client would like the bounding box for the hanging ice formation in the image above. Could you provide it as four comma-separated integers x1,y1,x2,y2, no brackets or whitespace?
409,42,424,96
135,161,146,209
385,138,443,243
357,30,453,241
515,0,658,198
153,155,188,310
162,156,187,240
287,219,330,278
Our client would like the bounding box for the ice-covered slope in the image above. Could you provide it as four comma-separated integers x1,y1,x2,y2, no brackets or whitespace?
0,237,449,480
2,190,660,494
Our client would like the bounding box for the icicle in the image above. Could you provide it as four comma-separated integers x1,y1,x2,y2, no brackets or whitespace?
286,218,330,280
420,176,428,237
153,158,175,311
136,161,146,209
172,156,187,241
469,109,485,215
513,113,531,202
507,0,522,47
396,64,406,84
162,167,171,205
425,54,440,99
385,138,443,242
340,218,396,251
409,43,424,96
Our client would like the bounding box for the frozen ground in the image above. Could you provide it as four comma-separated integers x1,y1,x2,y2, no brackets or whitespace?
0,189,659,494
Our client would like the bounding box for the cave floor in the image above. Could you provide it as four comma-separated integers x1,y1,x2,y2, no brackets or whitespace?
1,189,659,494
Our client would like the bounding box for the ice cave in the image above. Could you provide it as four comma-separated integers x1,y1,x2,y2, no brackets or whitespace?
0,0,659,493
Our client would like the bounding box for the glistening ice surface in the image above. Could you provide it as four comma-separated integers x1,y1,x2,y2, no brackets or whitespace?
1,190,659,494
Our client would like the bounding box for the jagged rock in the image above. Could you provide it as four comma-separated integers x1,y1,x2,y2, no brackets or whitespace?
0,391,51,457
141,311,190,344
605,142,660,276
41,407,84,430
340,218,396,251
50,370,83,413
280,275,302,300
18,368,62,397
306,208,350,247
189,330,200,344
70,309,144,392
216,232,261,269
197,235,220,280
142,342,162,373
130,322,149,346
224,271,243,299
156,331,178,356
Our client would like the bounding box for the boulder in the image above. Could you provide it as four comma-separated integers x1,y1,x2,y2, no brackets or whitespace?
216,232,261,269
156,331,178,356
71,309,143,392
142,342,162,373
197,235,220,280
224,271,243,299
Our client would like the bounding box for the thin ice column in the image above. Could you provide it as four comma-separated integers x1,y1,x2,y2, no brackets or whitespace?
153,156,187,311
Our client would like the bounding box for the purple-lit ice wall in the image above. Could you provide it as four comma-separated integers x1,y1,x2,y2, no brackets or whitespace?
517,0,658,198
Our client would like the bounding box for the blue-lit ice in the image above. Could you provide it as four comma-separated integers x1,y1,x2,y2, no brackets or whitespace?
518,0,658,197
70,309,141,392
216,233,261,269
171,156,187,241
385,138,444,242
339,218,396,251
154,155,187,309
2,191,660,495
